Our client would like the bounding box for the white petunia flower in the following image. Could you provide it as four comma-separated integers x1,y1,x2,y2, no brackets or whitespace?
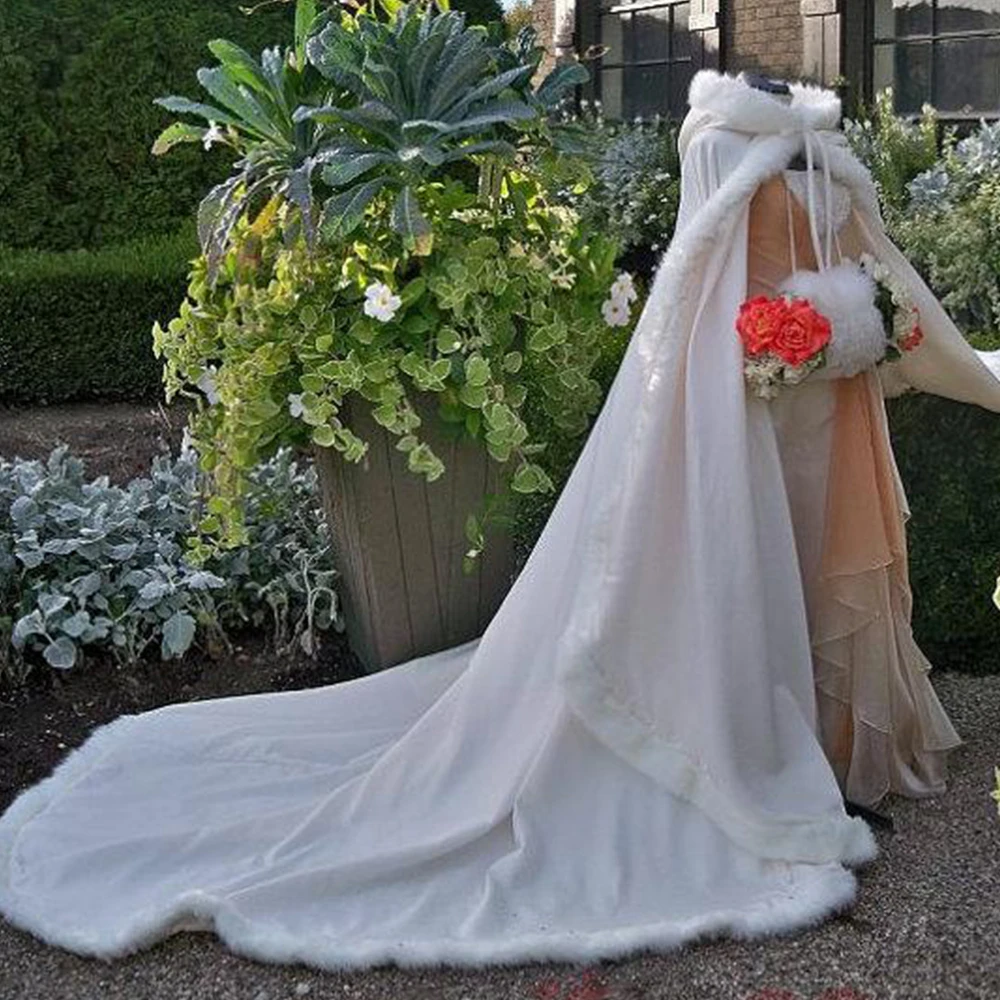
202,121,225,151
601,297,630,327
363,282,402,323
610,271,638,304
288,393,305,418
195,365,220,404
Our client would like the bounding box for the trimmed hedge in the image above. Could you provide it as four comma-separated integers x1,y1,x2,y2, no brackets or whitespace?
0,233,194,404
888,391,1000,676
0,0,293,252
0,0,504,253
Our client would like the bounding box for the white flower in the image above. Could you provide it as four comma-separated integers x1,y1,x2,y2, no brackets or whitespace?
610,271,638,304
180,426,195,454
195,365,220,405
601,297,630,327
363,282,402,323
288,393,305,418
202,121,225,151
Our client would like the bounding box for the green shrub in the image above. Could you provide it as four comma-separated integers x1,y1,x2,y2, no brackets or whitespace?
843,89,944,215
0,232,195,404
0,0,294,251
888,390,1000,675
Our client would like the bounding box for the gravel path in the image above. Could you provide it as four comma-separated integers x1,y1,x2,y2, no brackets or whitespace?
1,671,997,1000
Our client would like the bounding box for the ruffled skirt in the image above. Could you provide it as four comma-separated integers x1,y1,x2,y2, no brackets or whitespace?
769,371,961,807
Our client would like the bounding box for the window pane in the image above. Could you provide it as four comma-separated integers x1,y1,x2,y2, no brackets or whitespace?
937,0,1000,33
634,7,669,62
600,13,625,64
934,35,1000,112
600,67,624,118
874,0,932,39
627,63,669,118
875,41,932,111
670,61,695,117
672,3,692,59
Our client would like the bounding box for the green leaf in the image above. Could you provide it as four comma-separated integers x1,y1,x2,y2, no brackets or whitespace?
436,327,462,353
161,611,197,659
465,354,490,386
400,276,427,306
206,40,274,102
295,0,319,67
502,350,522,373
320,177,391,241
511,463,544,493
320,149,395,188
535,61,590,108
312,424,336,447
43,637,77,670
392,187,433,254
151,122,206,156
153,96,245,132
196,66,288,144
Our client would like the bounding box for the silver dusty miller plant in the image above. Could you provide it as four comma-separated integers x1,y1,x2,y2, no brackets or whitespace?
0,441,343,684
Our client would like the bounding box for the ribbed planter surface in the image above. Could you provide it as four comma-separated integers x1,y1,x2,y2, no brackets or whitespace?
313,389,516,673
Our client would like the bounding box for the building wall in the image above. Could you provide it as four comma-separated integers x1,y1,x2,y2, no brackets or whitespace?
532,1,841,88
725,0,803,79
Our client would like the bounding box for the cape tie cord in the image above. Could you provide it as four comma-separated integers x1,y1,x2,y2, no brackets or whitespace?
800,127,836,273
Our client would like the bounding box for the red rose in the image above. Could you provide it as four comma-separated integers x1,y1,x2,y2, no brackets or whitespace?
737,296,788,356
771,297,831,367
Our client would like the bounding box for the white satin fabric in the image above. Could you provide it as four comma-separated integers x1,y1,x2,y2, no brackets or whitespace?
1,71,996,971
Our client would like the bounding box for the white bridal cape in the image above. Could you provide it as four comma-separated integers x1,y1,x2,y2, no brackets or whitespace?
2,71,1000,971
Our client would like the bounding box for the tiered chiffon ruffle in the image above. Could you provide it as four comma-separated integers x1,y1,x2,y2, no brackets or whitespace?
808,371,961,807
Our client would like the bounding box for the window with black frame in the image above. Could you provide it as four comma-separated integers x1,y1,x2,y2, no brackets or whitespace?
596,0,698,119
873,0,1000,117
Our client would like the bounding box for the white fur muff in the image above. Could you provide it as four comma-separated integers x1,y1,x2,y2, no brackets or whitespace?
779,262,886,379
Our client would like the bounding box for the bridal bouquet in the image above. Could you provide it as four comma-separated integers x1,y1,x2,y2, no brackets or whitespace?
736,294,832,399
737,256,925,399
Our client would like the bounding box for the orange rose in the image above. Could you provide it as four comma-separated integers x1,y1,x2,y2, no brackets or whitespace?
771,298,831,367
736,296,788,356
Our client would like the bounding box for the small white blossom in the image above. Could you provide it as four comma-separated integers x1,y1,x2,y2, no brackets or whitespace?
288,393,305,418
601,297,630,327
202,121,225,151
363,281,402,323
195,365,220,404
610,271,638,304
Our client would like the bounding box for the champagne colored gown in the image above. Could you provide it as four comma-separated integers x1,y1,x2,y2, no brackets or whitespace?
747,172,962,808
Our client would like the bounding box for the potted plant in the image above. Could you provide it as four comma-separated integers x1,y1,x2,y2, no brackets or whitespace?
151,0,641,671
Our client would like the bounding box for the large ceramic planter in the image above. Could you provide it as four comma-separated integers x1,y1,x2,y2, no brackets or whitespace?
313,388,517,673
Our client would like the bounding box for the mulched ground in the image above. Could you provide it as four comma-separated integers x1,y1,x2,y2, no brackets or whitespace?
1,404,998,1000
0,399,193,484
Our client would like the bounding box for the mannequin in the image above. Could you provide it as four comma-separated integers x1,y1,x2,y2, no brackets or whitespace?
739,72,958,827
0,70,997,971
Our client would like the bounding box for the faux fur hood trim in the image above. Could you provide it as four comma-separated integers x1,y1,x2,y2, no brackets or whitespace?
688,69,842,135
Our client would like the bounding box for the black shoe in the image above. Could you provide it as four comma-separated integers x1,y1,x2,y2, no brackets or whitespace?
844,798,895,831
